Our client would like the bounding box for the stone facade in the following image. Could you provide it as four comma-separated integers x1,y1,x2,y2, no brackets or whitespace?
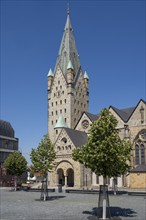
47,10,146,189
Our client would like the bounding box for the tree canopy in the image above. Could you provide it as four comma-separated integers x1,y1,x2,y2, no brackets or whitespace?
4,151,27,177
30,134,56,177
72,108,131,178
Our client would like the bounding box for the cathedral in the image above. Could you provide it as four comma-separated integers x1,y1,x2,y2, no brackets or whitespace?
47,9,146,189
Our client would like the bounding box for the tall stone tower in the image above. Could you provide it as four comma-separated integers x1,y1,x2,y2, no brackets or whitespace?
47,8,89,143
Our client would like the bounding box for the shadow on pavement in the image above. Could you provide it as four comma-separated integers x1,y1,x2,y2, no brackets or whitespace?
83,206,137,220
35,195,66,201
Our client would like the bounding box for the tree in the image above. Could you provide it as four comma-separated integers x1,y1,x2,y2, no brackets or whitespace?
72,108,131,219
4,151,27,191
30,134,56,200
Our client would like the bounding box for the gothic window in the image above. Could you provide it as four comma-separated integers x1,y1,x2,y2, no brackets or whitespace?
52,121,53,125
140,106,144,124
56,130,58,134
135,144,139,165
56,111,58,115
65,118,66,122
54,93,56,97
52,102,53,107
60,85,62,89
74,99,76,104
56,101,57,106
60,100,62,105
141,144,145,164
74,109,76,113
64,99,66,103
58,81,60,84
60,109,62,114
52,112,53,116
56,87,58,91
134,130,146,165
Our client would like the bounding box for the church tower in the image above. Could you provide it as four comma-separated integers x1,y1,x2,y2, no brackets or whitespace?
48,8,89,143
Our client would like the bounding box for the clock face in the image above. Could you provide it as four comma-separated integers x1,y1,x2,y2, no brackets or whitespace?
82,120,89,129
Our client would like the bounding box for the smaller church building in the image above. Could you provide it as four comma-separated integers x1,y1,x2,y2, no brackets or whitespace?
47,9,146,189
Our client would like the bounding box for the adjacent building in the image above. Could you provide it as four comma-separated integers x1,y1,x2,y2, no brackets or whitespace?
0,120,19,186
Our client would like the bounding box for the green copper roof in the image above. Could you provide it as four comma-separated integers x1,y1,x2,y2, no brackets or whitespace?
47,68,53,77
67,60,74,70
54,115,68,128
84,71,89,79
54,9,80,76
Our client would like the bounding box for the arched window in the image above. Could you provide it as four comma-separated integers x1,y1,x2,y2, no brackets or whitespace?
140,144,145,165
134,130,146,166
135,144,139,165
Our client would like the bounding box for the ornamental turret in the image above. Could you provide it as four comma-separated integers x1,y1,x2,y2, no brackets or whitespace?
47,68,54,91
84,71,89,90
66,60,74,84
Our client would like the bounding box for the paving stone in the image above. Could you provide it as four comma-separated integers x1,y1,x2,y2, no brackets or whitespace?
0,188,145,220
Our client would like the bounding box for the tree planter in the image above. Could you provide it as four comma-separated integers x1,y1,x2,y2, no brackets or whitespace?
97,185,111,219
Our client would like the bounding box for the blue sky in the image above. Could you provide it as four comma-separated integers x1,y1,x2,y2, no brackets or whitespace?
1,0,145,165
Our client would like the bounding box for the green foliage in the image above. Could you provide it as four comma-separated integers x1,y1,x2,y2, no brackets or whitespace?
4,151,27,177
30,134,56,177
72,108,131,178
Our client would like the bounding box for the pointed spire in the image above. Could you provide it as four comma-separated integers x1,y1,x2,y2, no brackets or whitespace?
54,115,68,128
84,71,89,79
67,60,74,70
54,7,80,76
47,68,53,77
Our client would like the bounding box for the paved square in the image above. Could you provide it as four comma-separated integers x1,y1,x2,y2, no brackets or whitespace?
0,188,145,220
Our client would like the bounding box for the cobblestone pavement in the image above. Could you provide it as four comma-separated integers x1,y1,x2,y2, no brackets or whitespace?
0,188,145,220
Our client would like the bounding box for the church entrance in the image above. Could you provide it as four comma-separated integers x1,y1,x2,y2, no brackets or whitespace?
67,168,74,187
57,168,65,186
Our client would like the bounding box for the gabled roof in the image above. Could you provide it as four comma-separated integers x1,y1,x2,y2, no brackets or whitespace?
110,106,135,122
110,99,146,123
85,112,100,122
54,9,80,76
64,127,87,148
130,165,146,173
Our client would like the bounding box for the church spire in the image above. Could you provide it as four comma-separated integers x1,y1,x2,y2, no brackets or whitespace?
54,7,80,76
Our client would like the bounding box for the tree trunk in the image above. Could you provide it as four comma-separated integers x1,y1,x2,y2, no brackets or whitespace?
14,176,17,191
43,173,48,201
102,176,107,219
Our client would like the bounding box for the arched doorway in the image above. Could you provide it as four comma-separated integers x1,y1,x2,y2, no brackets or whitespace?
57,168,65,186
67,168,74,187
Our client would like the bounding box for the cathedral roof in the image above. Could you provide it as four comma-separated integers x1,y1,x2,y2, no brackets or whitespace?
64,128,87,148
54,9,80,76
111,106,136,122
85,112,100,122
0,120,15,138
130,165,146,173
